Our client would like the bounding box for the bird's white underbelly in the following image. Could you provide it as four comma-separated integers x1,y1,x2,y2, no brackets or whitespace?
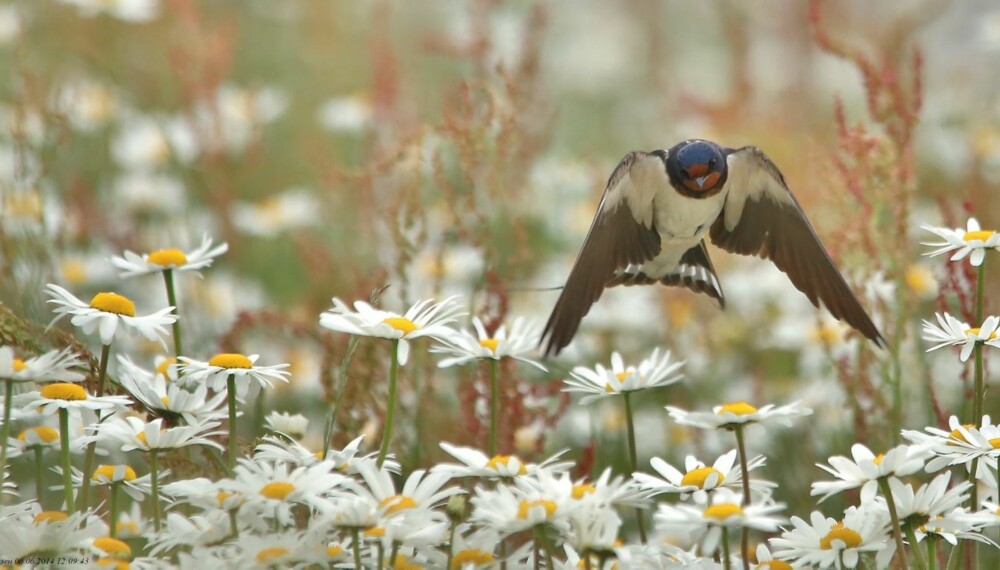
640,189,726,275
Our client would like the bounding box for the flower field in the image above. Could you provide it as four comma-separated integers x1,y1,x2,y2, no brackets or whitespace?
1,1,1000,568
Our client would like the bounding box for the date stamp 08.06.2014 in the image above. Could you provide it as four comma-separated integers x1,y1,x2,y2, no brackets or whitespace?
0,556,93,566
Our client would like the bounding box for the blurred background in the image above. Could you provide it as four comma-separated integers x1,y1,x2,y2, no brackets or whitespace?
1,0,999,514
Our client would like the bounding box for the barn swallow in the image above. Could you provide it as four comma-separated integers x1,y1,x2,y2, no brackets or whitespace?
540,139,884,356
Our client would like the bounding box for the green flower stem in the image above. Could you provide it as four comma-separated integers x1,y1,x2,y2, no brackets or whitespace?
878,478,909,569
446,521,456,570
927,537,937,570
351,527,362,570
0,379,13,488
255,388,266,438
80,343,112,511
376,541,384,570
904,524,928,570
622,391,648,544
162,269,183,364
719,526,732,570
58,408,74,512
535,525,555,569
108,482,120,538
733,424,751,570
488,359,499,457
967,261,986,570
150,449,162,531
228,508,239,539
226,374,238,473
34,447,44,505
376,340,400,469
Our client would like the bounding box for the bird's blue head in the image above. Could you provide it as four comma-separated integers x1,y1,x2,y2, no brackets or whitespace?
662,139,728,197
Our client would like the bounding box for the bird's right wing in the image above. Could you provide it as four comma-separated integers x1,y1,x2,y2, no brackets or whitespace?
540,151,663,356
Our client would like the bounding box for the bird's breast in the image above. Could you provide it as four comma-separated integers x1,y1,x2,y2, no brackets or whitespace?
654,184,727,243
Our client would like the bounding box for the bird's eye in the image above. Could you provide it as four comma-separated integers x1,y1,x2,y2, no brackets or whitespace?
708,158,718,168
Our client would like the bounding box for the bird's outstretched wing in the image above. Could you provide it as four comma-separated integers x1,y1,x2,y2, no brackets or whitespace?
540,151,663,356
709,146,884,346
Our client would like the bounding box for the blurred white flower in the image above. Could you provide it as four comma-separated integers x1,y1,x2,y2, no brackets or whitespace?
23,383,132,417
111,115,197,170
886,472,981,546
45,284,177,346
58,0,159,22
55,79,118,131
178,353,289,400
265,411,309,440
111,172,188,215
633,450,774,502
110,234,228,278
922,218,1000,267
319,296,464,366
903,415,1000,477
223,459,346,528
563,348,683,405
921,313,1000,362
0,346,85,383
432,442,573,479
230,188,320,237
0,5,22,45
654,489,786,556
433,316,546,371
58,464,155,502
770,506,892,569
317,94,373,133
811,443,926,503
193,84,287,155
84,416,224,452
115,356,228,424
666,401,811,431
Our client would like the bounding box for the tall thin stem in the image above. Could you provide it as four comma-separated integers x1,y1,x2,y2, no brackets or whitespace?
927,537,937,570
878,477,909,569
351,527,362,570
622,391,648,544
226,374,238,472
376,340,400,469
966,260,986,570
34,446,44,504
108,483,120,538
0,380,13,487
58,408,74,512
162,269,183,364
720,526,732,570
150,449,162,531
904,523,928,570
80,343,112,511
488,359,499,457
733,425,751,570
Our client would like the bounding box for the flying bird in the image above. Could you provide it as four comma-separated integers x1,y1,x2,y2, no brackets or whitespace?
540,139,884,356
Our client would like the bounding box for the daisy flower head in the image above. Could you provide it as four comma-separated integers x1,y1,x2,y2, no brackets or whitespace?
667,400,812,431
45,284,177,346
469,476,573,536
922,217,1000,267
769,505,892,569
432,316,546,371
85,416,224,452
654,489,786,556
265,411,309,440
115,356,228,424
811,443,926,503
58,464,157,502
110,233,228,278
884,472,983,545
178,353,289,400
563,348,684,405
225,459,346,528
433,442,574,479
0,346,85,383
921,313,1000,362
319,296,465,365
633,450,775,502
24,382,132,417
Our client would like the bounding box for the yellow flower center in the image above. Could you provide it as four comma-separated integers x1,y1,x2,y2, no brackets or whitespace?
19,426,60,443
216,491,235,505
757,561,793,570
382,317,418,335
989,438,1000,449
136,432,149,445
517,499,557,520
155,358,176,380
452,549,496,568
364,526,386,538
681,467,725,488
703,503,743,520
260,481,295,500
147,248,188,267
965,328,999,340
718,402,757,415
479,338,499,353
256,547,288,562
947,425,975,445
12,358,26,372
327,544,345,558
380,495,418,513
93,536,132,558
209,353,253,368
33,510,69,524
820,522,863,549
160,396,169,407
572,483,597,499
963,230,996,242
486,455,527,475
116,520,139,535
393,555,424,570
40,382,87,401
93,465,137,482
872,454,885,465
89,292,136,316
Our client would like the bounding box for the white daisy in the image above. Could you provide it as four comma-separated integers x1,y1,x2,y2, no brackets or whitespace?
883,472,991,546
433,442,574,479
921,313,1000,362
0,346,85,383
666,401,811,431
470,474,573,536
654,489,786,556
811,443,926,503
83,416,224,452
563,348,684,404
146,511,232,556
110,233,228,278
633,450,774,502
769,505,892,569
265,411,309,440
0,507,107,560
23,383,132,417
223,459,347,528
902,415,1000,478
115,356,229,424
57,0,159,23
319,296,465,365
45,284,177,346
57,464,157,502
922,217,1000,267
353,460,462,516
433,316,547,371
178,353,290,400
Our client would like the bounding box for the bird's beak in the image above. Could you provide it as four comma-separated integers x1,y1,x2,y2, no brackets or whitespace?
695,171,721,190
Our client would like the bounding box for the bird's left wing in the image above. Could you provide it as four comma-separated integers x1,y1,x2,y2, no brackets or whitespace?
709,146,884,346
540,151,663,356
